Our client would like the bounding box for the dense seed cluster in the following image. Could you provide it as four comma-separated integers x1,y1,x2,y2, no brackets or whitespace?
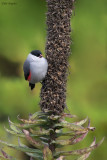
40,0,74,114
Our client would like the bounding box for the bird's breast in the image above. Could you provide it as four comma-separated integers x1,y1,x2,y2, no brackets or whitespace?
30,58,48,84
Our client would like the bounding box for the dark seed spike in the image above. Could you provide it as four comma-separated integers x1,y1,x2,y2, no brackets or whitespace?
40,0,74,114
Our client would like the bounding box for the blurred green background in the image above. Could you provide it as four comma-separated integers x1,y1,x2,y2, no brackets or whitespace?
0,0,106,159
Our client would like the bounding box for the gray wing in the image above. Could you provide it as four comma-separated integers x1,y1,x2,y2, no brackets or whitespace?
23,59,30,80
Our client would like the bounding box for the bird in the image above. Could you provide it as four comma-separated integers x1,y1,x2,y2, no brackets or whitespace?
23,50,48,90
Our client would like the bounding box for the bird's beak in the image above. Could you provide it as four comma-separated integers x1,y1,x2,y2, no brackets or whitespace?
39,54,43,58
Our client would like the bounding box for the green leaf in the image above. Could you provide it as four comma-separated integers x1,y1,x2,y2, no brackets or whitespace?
23,129,44,149
55,130,87,137
25,152,43,160
8,117,47,129
43,145,54,160
72,117,88,126
75,137,96,160
52,132,88,146
29,110,53,120
61,113,77,119
18,138,43,159
0,149,17,160
4,127,39,139
54,137,104,158
0,140,42,154
17,115,37,124
54,120,84,131
9,121,38,129
30,128,53,136
40,137,49,143
4,127,25,138
8,118,22,133
29,111,44,120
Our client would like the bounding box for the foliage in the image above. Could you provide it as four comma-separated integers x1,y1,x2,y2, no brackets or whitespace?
0,111,104,160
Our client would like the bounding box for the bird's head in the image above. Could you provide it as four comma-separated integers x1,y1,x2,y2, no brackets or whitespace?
30,50,43,58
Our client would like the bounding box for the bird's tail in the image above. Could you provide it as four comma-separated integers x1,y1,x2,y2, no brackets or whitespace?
29,83,35,90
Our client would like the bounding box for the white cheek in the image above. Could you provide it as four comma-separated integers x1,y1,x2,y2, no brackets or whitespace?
31,55,38,61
